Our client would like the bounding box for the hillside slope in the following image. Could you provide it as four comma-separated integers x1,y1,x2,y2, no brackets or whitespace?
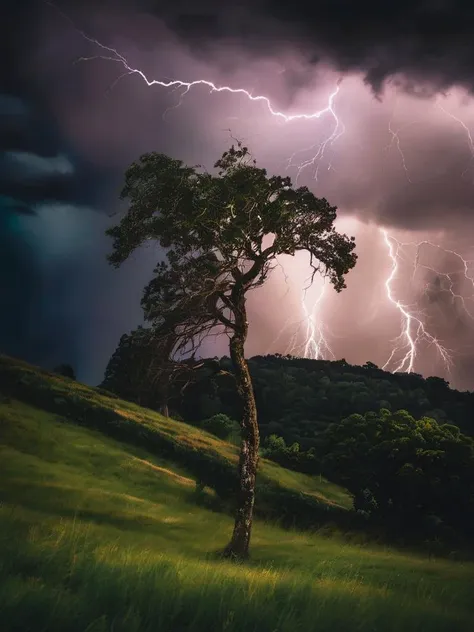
1,356,474,631
0,355,351,517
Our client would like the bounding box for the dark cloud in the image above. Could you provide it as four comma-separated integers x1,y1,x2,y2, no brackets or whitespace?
3,0,474,388
152,0,474,96
27,0,474,236
34,1,474,98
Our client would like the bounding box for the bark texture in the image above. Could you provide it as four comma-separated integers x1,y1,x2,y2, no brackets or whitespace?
224,297,260,559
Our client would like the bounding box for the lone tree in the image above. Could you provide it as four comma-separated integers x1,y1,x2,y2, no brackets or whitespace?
106,143,357,558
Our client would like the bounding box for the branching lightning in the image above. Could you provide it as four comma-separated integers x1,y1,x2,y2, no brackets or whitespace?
49,1,346,185
282,284,334,360
385,118,419,183
54,8,344,361
72,25,343,125
49,2,474,376
413,241,474,321
386,100,474,183
380,102,474,375
381,229,456,374
284,84,345,183
437,102,474,178
267,264,335,360
301,282,335,359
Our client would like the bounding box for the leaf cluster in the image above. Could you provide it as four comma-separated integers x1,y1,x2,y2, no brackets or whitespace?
317,409,474,536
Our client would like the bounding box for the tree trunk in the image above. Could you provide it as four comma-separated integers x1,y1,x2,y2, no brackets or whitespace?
224,322,260,560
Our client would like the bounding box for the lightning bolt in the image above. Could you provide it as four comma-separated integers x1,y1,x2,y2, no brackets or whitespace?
68,21,343,124
270,283,334,360
380,101,474,376
381,229,454,374
409,240,474,320
49,5,343,362
385,118,419,183
47,3,474,379
437,102,474,178
284,85,345,183
301,282,335,359
73,30,345,185
266,265,335,360
49,1,346,185
387,98,474,183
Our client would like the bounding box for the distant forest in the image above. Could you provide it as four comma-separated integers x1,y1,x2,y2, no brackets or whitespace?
101,329,474,447
178,355,474,446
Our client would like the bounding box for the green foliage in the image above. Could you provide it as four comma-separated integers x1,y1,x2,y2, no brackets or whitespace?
108,145,357,284
200,413,237,440
317,409,474,540
261,434,318,474
262,434,288,454
177,354,474,449
106,144,357,358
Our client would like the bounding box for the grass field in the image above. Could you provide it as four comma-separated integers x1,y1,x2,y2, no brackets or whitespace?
1,357,474,631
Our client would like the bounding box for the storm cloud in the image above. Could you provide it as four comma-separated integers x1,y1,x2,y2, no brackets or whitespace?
3,0,474,388
156,0,474,96
52,0,474,97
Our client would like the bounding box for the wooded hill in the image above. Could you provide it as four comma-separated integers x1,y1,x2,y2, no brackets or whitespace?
102,332,474,446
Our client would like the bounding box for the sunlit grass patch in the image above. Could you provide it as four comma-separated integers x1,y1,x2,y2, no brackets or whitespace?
1,508,472,632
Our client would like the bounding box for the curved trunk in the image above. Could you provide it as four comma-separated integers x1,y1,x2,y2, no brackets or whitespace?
224,307,260,559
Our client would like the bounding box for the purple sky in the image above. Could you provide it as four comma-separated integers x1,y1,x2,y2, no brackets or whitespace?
4,1,474,388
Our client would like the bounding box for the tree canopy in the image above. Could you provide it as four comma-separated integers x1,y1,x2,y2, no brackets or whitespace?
317,408,474,538
107,144,357,355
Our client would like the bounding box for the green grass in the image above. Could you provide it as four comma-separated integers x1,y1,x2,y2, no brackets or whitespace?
0,354,352,518
1,358,474,630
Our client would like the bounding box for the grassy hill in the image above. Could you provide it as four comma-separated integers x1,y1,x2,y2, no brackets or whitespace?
1,356,474,631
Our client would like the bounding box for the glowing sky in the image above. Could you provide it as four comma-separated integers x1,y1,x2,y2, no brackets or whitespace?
3,0,474,388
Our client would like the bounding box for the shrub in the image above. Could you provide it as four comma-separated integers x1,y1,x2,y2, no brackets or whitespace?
317,409,474,541
200,413,237,440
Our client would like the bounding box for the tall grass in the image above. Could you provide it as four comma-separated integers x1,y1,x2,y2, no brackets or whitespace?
1,507,472,632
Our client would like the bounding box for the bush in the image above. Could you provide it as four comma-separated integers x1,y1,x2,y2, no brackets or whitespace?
261,434,320,475
317,409,474,541
200,413,237,440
